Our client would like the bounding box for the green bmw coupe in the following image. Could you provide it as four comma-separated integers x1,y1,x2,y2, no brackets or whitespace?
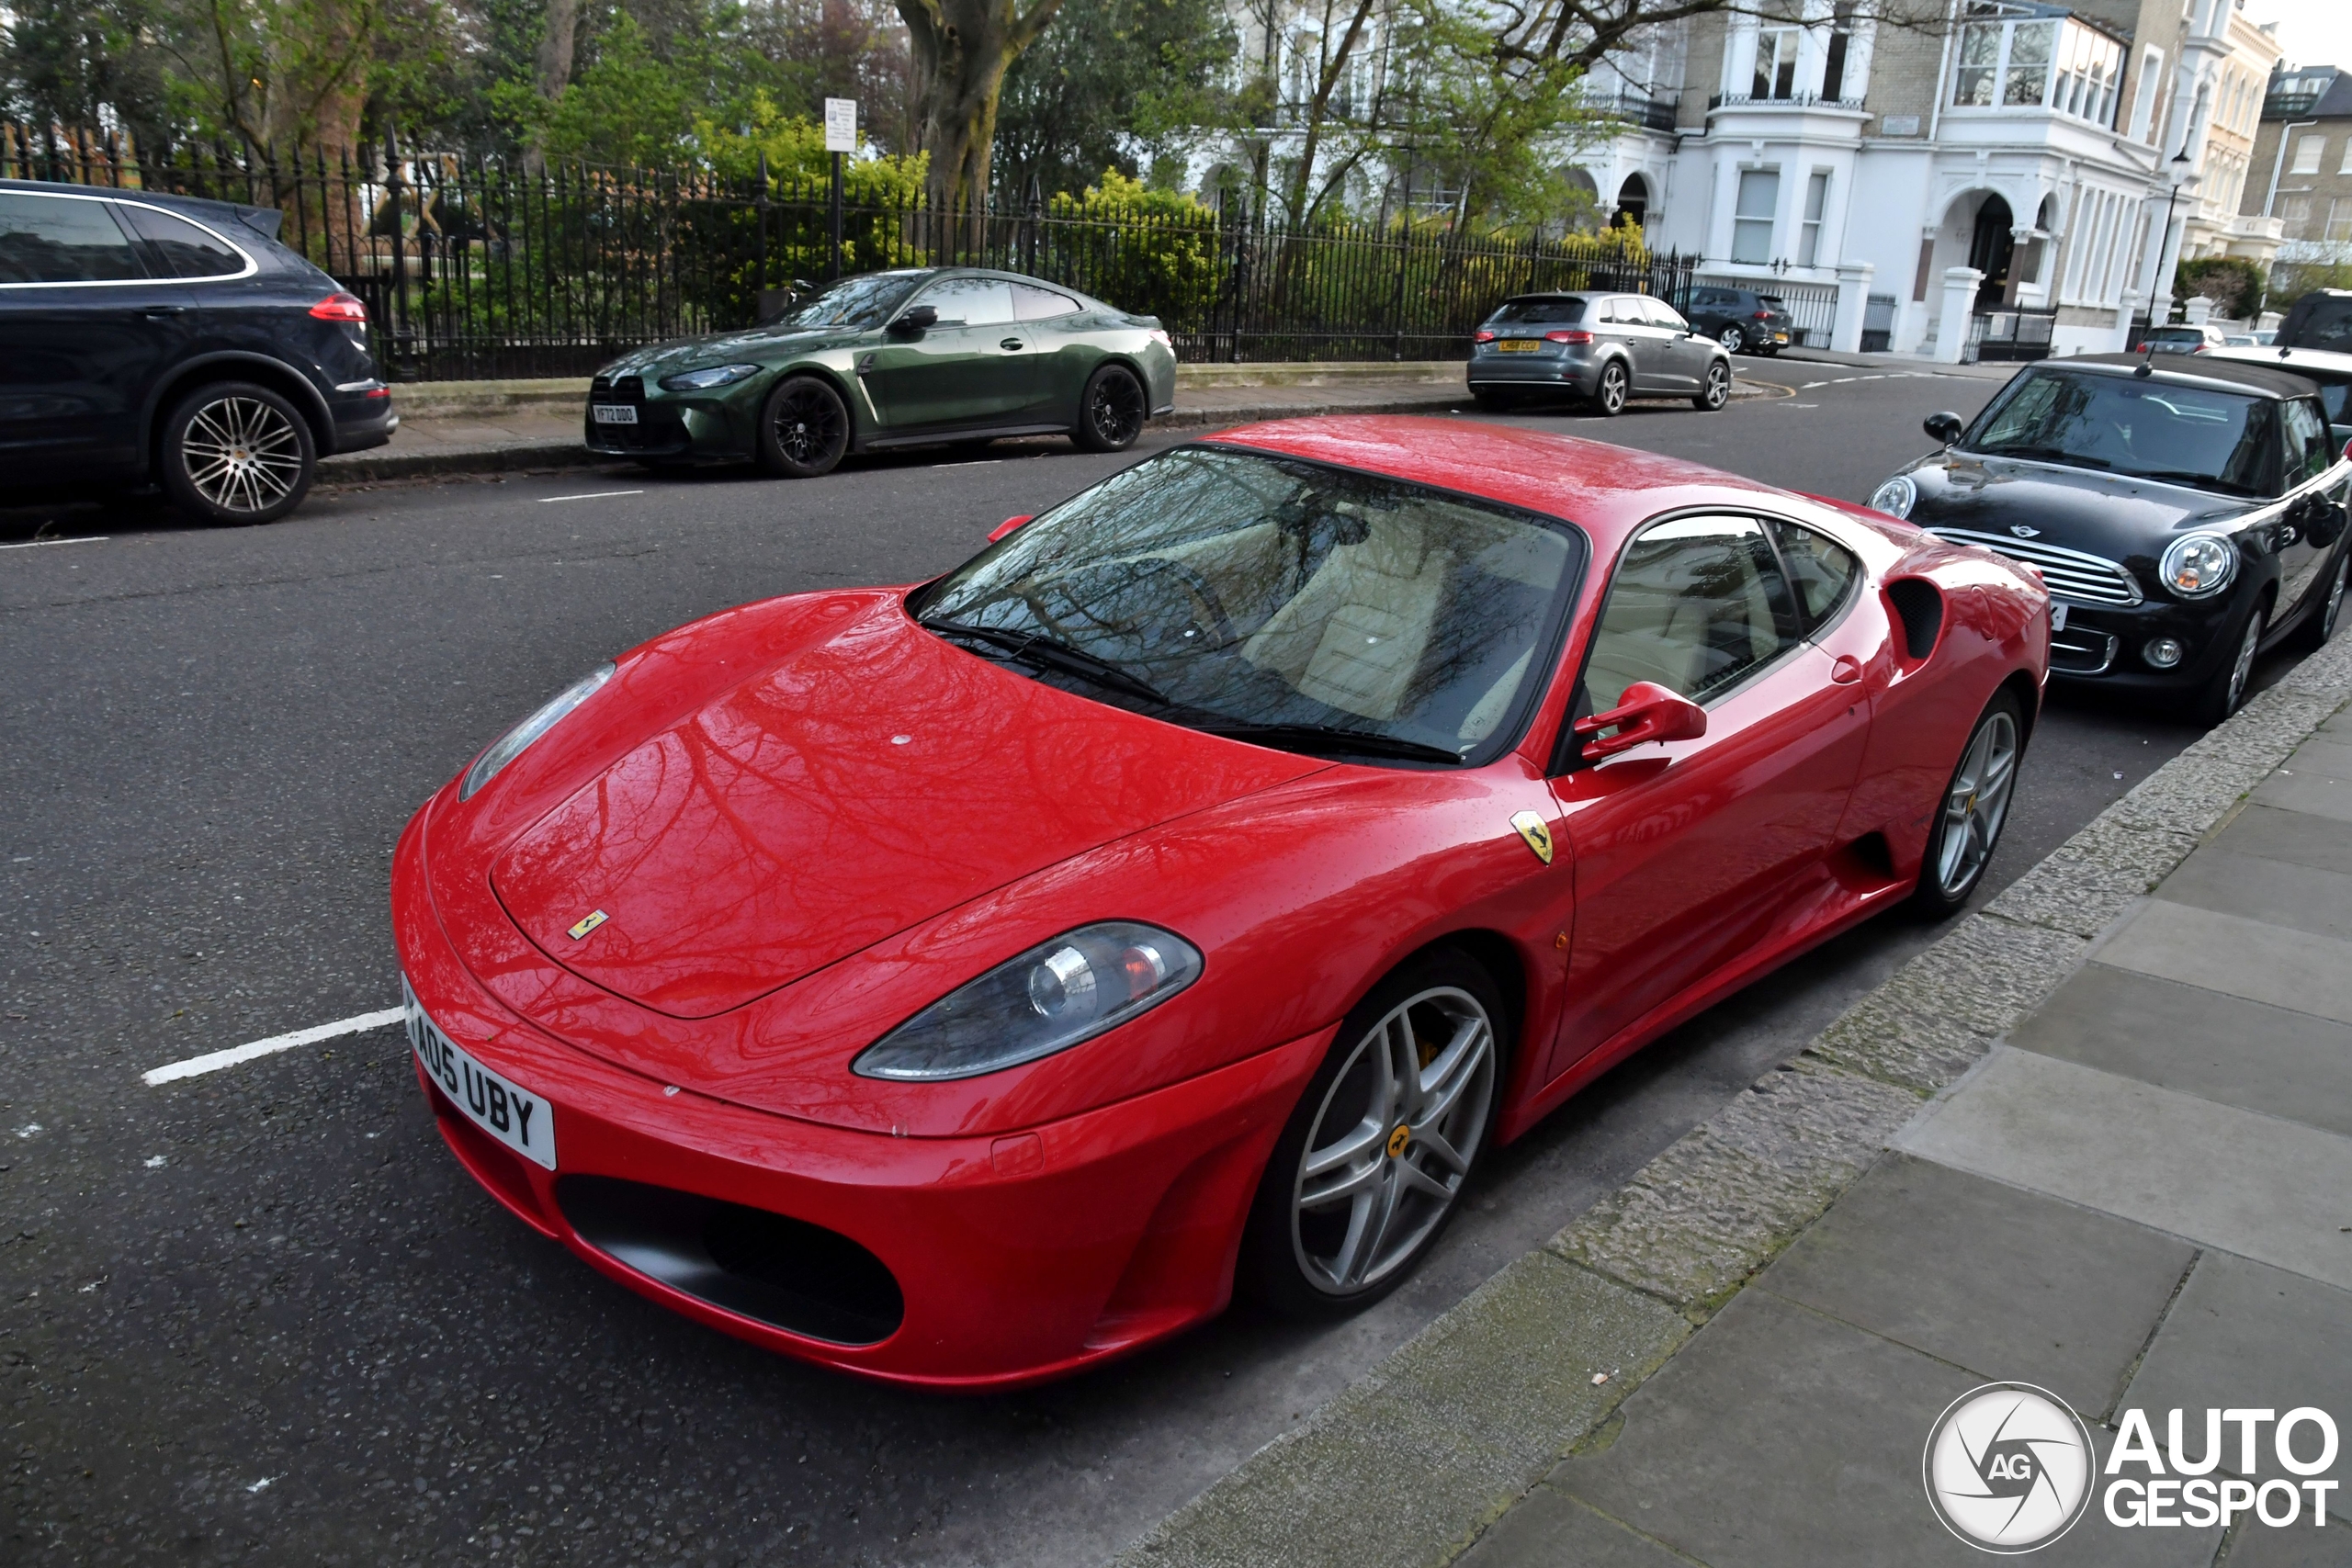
583,267,1179,477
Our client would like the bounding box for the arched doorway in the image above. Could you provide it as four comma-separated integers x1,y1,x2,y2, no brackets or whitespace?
1969,193,2015,308
1615,174,1651,231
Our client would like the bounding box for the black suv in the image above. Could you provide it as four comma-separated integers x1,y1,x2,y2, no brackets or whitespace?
0,178,396,525
2278,288,2352,354
1682,287,1794,355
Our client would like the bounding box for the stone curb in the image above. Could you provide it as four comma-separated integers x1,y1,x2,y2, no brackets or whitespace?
1111,636,2352,1568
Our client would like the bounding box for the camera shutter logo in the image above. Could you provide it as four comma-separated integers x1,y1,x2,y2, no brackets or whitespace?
1924,1382,2096,1552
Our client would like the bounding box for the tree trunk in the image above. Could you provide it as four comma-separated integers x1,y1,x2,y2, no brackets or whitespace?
537,0,581,101
897,0,1064,222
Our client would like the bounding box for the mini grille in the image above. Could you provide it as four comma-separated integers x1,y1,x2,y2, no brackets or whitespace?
1925,526,2144,606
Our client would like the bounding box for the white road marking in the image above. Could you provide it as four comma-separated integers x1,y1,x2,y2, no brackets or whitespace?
0,536,107,551
143,1008,404,1087
537,490,644,503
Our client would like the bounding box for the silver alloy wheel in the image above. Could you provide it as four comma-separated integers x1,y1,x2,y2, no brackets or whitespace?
181,395,303,515
1934,709,2019,897
1290,985,1496,1294
2223,604,2264,714
1702,362,1730,408
1598,362,1628,414
1719,323,1746,354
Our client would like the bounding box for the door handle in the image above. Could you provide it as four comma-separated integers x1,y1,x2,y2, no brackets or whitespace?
1830,654,1863,684
141,305,188,316
1000,337,1024,350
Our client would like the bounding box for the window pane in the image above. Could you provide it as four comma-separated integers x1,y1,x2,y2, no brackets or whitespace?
1643,297,1688,330
1732,171,1779,265
1584,517,1795,711
0,194,145,283
118,204,246,278
1954,23,1999,106
918,275,1015,326
1012,282,1080,321
1491,297,1586,324
2005,22,2054,106
2293,135,2324,175
1770,520,1859,632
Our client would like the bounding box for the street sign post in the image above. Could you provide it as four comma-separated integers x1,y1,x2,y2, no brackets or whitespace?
823,98,855,280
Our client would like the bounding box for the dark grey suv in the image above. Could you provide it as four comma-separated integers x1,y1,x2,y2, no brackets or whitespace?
0,178,397,525
1466,292,1733,416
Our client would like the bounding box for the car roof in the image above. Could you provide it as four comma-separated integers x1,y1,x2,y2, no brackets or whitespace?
2040,353,2323,400
0,176,284,241
2211,344,2352,380
1202,416,1831,558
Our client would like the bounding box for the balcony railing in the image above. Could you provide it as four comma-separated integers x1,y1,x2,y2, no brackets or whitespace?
1706,92,1868,112
1594,95,1680,133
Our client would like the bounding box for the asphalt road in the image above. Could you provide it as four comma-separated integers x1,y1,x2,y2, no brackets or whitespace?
0,362,2262,1566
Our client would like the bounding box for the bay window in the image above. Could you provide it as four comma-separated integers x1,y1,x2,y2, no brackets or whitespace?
1951,9,2124,124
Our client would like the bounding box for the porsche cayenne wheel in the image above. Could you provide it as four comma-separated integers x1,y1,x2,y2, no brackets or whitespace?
2290,550,2347,652
1076,364,1148,452
1243,952,1504,1316
1718,323,1747,355
2198,601,2267,725
1593,361,1629,418
757,376,851,479
1693,359,1731,412
1909,692,2023,918
159,381,314,525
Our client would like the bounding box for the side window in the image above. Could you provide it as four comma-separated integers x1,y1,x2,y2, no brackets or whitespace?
0,193,146,284
1643,297,1690,331
2282,398,2332,487
1012,282,1080,321
2313,377,2352,438
118,204,248,279
1581,515,1800,714
917,275,1015,327
1770,519,1860,634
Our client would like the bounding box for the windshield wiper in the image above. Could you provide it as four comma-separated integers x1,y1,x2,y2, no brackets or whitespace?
1193,722,1465,764
919,617,1170,707
1975,445,2110,468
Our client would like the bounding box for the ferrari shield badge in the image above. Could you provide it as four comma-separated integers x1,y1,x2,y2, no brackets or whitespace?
1509,811,1555,865
567,908,609,941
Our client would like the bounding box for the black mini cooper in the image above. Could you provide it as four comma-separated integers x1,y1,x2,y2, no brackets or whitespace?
1868,355,2350,724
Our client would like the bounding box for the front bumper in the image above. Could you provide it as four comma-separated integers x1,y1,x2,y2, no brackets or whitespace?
390,815,1324,1389
2043,589,2252,691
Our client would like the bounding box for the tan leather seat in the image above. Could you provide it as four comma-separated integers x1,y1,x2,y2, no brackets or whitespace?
1241,512,1454,721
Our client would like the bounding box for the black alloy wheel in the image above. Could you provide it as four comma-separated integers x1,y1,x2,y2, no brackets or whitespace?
1693,359,1732,412
2289,548,2348,653
1239,949,1507,1318
1718,323,1747,355
757,376,851,478
1076,364,1148,453
1908,689,2026,919
158,381,315,525
2198,600,2267,725
1592,360,1630,417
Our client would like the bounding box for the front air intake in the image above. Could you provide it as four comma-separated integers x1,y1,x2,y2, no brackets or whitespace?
558,1176,904,1346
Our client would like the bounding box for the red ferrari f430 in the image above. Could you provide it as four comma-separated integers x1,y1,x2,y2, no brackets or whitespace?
391,417,2049,1388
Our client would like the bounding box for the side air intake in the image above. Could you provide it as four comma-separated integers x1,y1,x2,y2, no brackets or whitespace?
1884,579,1944,660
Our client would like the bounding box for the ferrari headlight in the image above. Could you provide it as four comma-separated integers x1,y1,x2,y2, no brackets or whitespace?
658,363,761,391
1868,475,1917,519
458,663,616,800
853,921,1204,1080
2159,533,2236,599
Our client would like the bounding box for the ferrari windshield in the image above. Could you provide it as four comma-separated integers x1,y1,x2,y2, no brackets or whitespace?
913,447,1582,764
771,271,928,330
1963,369,2282,496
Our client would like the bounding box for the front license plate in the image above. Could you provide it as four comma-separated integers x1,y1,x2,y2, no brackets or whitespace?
404,983,558,1169
591,403,639,425
2050,602,2069,632
1497,339,1542,353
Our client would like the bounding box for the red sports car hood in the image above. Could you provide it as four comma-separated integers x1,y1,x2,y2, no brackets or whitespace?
486,598,1321,1018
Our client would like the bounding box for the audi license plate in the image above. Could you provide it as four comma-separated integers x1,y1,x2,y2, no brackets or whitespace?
591,403,639,425
404,981,558,1169
1497,340,1542,353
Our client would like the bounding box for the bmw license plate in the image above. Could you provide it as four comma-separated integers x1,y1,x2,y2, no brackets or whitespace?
404,981,558,1169
1497,339,1542,353
591,403,639,425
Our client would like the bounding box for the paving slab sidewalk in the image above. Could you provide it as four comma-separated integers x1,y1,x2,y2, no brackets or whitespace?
1116,632,2352,1568
316,371,1774,484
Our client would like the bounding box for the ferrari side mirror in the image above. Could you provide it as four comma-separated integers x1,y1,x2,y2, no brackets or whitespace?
1923,412,1965,445
1574,681,1707,761
988,513,1034,543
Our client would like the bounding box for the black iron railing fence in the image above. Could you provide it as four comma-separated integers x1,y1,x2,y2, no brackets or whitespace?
6,121,1700,381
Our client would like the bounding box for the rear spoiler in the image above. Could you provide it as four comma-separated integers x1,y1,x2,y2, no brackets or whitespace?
235,205,283,240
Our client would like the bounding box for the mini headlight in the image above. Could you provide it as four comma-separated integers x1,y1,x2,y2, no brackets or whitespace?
657,363,762,391
2159,533,2236,599
1868,475,1917,519
853,921,1203,1080
458,662,616,800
